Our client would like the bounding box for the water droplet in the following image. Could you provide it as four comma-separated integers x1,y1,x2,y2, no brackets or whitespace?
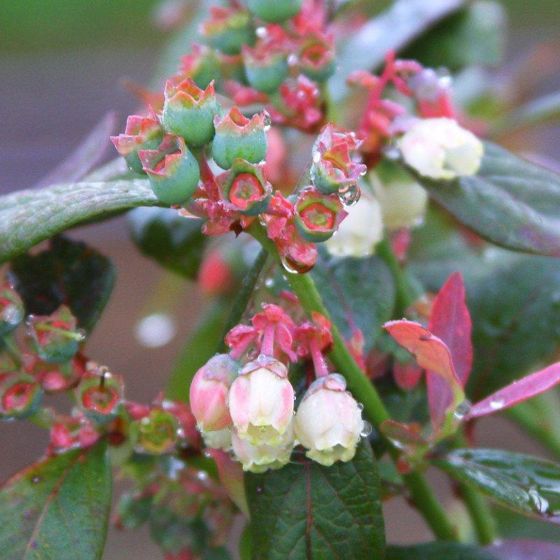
1,304,21,326
312,151,321,164
287,54,298,67
489,398,505,410
337,183,361,206
263,111,272,131
453,399,472,421
196,470,209,481
280,255,299,274
256,486,264,494
75,328,87,342
357,403,364,411
528,487,550,515
203,450,212,459
31,476,41,484
256,26,267,39
360,421,372,437
264,277,275,288
383,145,401,161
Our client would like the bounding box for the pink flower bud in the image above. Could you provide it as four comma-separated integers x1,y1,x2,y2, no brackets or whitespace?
228,355,294,445
294,373,364,466
189,354,238,431
231,420,294,472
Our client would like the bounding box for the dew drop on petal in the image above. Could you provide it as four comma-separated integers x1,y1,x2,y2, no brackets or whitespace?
287,54,298,67
528,487,550,515
197,470,209,481
338,183,361,206
357,403,364,411
256,26,267,39
360,421,372,437
280,256,299,274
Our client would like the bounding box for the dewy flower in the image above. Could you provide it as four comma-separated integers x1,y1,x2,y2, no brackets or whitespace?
228,355,294,445
294,188,346,242
202,427,233,450
189,353,238,432
325,192,383,257
294,373,364,466
232,420,295,472
398,117,483,180
162,77,218,147
111,114,163,174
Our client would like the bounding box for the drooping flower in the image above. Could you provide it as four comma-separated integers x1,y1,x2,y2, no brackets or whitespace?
294,373,364,466
228,355,294,445
398,118,483,180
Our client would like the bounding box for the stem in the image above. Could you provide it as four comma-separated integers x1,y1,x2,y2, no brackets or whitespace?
460,482,497,545
261,324,275,356
248,223,457,541
310,339,330,377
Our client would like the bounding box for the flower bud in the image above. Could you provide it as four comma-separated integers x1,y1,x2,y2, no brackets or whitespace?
398,117,483,180
76,369,123,418
200,7,255,55
212,108,268,169
0,283,24,337
189,353,238,432
131,408,179,455
294,373,364,466
294,188,346,242
162,78,219,147
111,114,164,174
181,44,221,89
0,373,43,420
325,193,384,257
27,305,83,364
298,35,335,82
370,161,428,230
221,160,272,215
311,125,366,194
242,44,289,94
139,135,200,205
231,421,294,472
228,355,294,445
246,0,303,23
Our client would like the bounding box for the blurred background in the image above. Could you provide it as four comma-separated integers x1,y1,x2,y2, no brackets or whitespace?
1,0,559,557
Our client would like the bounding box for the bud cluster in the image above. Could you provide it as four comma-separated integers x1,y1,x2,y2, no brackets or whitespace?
189,303,365,471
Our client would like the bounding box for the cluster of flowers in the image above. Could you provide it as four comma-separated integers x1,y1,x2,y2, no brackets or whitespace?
112,72,367,272
196,0,334,132
0,279,201,456
190,303,365,472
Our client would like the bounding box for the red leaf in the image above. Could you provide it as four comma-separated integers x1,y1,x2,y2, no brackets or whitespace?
427,272,473,427
384,320,463,397
466,362,560,420
393,361,423,390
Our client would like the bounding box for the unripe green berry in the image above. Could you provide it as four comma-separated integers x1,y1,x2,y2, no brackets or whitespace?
246,0,303,23
212,108,268,170
139,136,201,205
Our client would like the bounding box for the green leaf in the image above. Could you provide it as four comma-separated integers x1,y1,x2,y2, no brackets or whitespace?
0,442,112,560
0,178,160,264
417,142,560,257
331,0,465,100
245,441,385,560
387,543,497,560
9,236,115,333
128,207,206,279
435,448,560,522
493,91,560,134
311,252,395,351
466,254,560,398
402,1,506,71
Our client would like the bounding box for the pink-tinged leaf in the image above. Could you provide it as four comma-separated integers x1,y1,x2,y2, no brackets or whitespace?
380,419,427,447
427,272,473,427
34,112,118,188
206,448,249,516
466,362,560,420
384,320,463,398
393,361,423,390
487,539,560,560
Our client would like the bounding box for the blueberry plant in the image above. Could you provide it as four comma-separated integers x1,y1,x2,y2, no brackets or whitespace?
2,0,560,559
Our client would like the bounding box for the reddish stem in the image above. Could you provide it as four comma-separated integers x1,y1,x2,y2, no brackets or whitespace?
260,324,276,356
310,338,329,378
